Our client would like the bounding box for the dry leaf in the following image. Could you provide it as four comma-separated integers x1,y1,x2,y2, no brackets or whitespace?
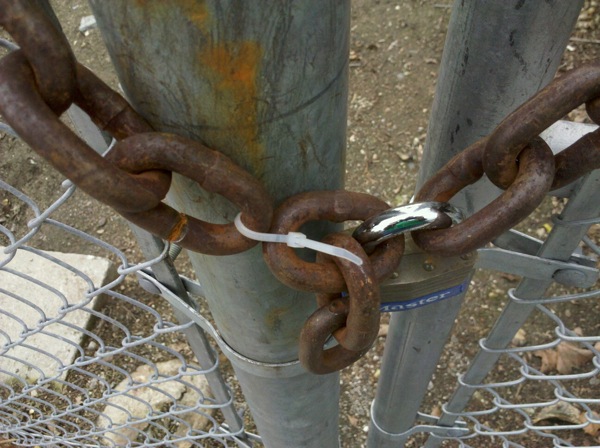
512,328,527,347
533,342,593,374
556,342,594,374
534,348,558,373
533,401,582,426
430,405,442,418
535,404,600,439
579,411,600,437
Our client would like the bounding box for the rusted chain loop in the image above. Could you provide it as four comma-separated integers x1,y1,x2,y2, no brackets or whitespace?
107,133,273,255
0,51,171,213
263,190,405,293
483,60,600,189
299,297,369,375
0,0,76,114
74,64,158,139
552,126,600,190
413,136,555,256
313,233,379,352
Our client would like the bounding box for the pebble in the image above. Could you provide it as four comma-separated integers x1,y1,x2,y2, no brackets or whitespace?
79,15,97,33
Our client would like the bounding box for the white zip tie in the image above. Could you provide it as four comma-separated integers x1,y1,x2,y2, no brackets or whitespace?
234,213,363,266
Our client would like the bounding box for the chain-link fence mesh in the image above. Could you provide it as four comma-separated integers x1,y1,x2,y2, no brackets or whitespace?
401,180,600,447
0,121,257,447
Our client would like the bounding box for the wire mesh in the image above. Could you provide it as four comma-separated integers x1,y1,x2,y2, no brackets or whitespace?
0,126,256,447
402,204,600,447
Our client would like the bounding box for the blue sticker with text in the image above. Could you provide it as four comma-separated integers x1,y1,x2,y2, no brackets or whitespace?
379,281,468,312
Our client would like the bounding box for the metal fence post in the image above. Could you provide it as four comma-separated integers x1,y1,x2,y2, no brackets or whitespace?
89,1,350,447
367,1,583,447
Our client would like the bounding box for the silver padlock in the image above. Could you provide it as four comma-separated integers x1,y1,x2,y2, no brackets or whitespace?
352,201,474,312
378,236,476,312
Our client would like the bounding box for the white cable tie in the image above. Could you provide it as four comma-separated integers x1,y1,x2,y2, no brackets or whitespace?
234,213,363,266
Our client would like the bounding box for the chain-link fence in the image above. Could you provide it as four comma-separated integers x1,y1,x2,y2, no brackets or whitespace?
2,2,600,448
0,118,258,446
403,178,600,447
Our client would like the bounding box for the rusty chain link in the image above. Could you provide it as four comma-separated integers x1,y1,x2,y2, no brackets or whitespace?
0,0,272,256
483,61,600,190
412,60,600,257
412,136,556,256
2,1,600,374
263,190,405,293
299,297,371,375
0,0,76,114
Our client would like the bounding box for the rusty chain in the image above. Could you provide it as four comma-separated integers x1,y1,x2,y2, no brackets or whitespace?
413,63,600,257
0,1,272,256
2,1,600,374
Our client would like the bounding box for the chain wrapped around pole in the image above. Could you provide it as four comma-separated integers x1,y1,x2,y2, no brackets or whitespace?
411,60,600,257
483,61,600,190
2,0,600,374
0,0,272,255
261,191,404,373
263,190,405,293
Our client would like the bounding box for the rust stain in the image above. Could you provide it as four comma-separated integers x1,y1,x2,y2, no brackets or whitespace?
198,41,264,175
167,213,189,242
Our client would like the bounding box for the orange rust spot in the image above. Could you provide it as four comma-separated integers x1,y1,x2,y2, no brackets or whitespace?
167,213,189,242
179,0,209,28
198,42,264,174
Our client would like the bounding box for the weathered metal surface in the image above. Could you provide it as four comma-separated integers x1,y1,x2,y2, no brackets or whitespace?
263,190,404,293
90,2,350,446
0,52,170,213
484,60,600,189
313,233,379,353
0,0,75,113
414,137,555,256
109,132,273,254
369,1,584,445
299,297,369,375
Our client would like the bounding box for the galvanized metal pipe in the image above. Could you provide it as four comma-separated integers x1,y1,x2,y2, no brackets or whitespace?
90,1,350,446
367,1,583,447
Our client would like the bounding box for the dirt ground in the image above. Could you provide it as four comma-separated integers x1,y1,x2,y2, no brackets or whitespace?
1,1,600,447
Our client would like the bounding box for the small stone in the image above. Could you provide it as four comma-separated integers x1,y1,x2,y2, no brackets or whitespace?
79,15,97,33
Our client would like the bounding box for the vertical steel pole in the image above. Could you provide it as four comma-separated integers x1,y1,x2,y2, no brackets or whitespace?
89,2,350,447
367,2,583,447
